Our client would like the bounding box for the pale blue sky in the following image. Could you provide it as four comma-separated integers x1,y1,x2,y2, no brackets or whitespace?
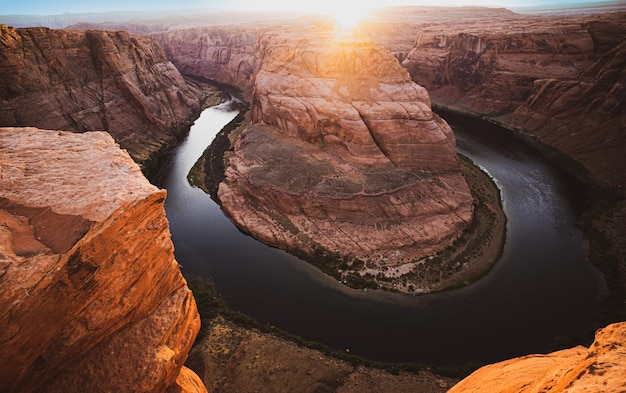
1,0,613,15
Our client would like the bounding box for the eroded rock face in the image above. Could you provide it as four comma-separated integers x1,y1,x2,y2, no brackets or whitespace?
154,27,261,97
0,127,205,393
448,322,626,393
401,11,596,116
0,24,207,171
217,32,474,288
399,10,626,187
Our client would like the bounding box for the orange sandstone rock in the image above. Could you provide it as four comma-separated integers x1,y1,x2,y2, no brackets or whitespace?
448,322,626,393
0,127,205,393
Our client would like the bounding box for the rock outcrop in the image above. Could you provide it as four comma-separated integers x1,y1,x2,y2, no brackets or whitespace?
0,127,205,393
448,322,626,393
0,24,211,173
215,30,474,292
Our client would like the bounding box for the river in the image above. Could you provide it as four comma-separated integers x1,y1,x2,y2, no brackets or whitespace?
152,99,602,367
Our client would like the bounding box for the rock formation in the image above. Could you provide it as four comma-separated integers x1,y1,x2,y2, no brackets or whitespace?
448,322,626,393
0,24,211,173
0,127,205,393
400,10,626,187
211,30,475,292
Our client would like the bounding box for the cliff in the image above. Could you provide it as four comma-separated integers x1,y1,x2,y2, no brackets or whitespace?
154,27,262,98
399,9,626,186
0,127,205,393
448,322,626,393
0,24,212,173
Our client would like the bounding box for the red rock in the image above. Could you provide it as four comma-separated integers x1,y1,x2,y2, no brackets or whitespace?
0,127,204,393
215,32,474,289
0,24,206,171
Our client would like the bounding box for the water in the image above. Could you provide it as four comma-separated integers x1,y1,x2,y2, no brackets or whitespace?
153,101,601,367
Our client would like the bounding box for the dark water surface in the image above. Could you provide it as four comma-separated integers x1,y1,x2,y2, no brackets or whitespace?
153,100,602,367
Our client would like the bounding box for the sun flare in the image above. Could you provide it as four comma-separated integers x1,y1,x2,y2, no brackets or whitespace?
330,7,373,36
328,5,375,38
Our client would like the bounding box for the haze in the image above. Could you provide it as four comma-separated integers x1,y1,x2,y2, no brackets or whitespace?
2,0,613,15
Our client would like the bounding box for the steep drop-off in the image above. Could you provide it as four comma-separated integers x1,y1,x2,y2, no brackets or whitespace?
0,127,205,393
155,27,261,97
0,24,212,173
400,10,626,187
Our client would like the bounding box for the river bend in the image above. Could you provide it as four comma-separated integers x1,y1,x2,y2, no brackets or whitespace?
153,100,601,366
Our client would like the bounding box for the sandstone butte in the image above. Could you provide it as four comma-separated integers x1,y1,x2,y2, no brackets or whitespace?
214,32,476,292
0,127,206,393
449,321,626,393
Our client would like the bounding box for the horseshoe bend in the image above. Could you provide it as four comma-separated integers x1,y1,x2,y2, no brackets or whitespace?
1,3,625,393
212,35,504,294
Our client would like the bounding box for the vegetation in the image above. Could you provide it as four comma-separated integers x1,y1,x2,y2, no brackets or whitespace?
186,275,478,378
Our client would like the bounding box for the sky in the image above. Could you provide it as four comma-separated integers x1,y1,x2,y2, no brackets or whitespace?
0,0,612,15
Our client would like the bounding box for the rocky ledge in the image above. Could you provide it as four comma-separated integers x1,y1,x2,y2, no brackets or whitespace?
0,127,205,393
449,321,626,393
216,32,480,293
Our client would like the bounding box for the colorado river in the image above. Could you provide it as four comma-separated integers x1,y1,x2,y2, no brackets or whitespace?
153,99,602,367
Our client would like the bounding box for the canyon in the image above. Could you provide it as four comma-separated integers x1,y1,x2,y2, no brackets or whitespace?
0,5,625,392
0,24,217,174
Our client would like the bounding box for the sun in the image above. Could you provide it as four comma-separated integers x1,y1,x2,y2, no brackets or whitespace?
329,7,374,37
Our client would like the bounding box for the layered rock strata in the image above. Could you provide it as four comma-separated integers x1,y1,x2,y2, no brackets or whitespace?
448,322,626,393
0,24,210,173
400,10,626,187
217,33,474,291
0,127,205,393
154,27,262,98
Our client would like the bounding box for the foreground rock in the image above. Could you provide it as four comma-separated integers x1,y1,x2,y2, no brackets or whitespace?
215,31,475,293
0,127,205,393
448,322,626,393
0,24,213,173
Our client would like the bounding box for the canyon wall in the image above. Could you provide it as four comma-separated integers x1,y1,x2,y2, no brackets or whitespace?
400,10,626,187
0,24,210,173
399,8,626,321
154,27,262,97
0,127,205,393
